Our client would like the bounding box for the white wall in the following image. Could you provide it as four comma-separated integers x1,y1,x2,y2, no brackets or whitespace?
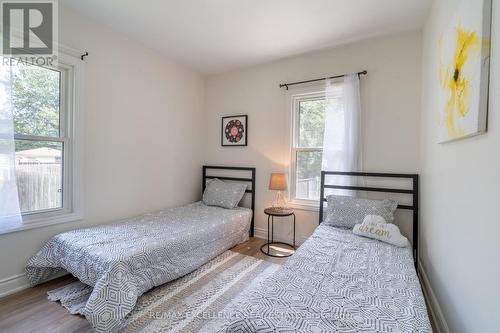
420,1,500,332
204,32,422,244
0,5,205,295
2,3,497,330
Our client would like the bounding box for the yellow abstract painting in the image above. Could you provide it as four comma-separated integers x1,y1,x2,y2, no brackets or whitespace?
438,0,491,143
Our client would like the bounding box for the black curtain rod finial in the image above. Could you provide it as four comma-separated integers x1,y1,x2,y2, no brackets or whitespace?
81,51,89,61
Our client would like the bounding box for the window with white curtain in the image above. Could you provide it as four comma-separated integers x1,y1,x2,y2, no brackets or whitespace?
289,75,361,208
0,51,84,233
289,91,326,204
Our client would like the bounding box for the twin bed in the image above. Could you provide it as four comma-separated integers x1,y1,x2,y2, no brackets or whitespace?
200,171,431,332
26,167,431,332
26,166,256,332
202,225,430,332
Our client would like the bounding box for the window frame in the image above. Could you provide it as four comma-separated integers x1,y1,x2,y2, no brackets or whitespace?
288,90,326,210
1,49,84,234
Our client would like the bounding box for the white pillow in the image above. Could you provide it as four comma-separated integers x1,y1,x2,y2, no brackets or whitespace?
353,215,409,247
362,214,387,225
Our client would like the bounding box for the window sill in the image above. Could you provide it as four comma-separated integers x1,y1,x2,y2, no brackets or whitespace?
287,200,320,212
0,212,83,235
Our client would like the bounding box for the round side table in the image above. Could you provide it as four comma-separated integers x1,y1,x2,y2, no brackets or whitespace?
260,207,296,257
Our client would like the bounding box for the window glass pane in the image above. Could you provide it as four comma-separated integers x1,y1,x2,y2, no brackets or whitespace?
10,64,61,137
296,150,322,200
298,99,325,148
15,140,63,213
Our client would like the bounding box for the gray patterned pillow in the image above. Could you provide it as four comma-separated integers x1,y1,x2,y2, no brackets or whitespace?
202,179,247,209
323,195,398,228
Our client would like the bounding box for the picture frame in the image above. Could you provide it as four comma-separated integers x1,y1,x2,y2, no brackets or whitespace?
437,0,492,143
221,115,248,146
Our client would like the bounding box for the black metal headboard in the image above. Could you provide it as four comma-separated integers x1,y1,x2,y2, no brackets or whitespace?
319,171,419,266
202,165,256,237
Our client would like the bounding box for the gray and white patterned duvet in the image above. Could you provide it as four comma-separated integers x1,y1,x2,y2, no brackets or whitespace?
25,202,252,333
202,224,431,332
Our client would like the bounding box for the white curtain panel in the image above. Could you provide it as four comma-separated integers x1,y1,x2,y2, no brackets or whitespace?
0,62,22,229
321,74,362,196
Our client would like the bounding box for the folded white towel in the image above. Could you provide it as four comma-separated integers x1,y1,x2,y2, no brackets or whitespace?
353,215,409,247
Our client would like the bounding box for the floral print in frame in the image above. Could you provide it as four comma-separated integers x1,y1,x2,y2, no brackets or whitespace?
221,115,247,146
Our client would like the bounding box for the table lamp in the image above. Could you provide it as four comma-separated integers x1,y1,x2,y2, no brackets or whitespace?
269,172,287,210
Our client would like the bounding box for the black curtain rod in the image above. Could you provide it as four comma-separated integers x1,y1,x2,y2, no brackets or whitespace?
279,70,367,90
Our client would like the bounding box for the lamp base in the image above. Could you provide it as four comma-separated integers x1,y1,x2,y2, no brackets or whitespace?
272,191,287,210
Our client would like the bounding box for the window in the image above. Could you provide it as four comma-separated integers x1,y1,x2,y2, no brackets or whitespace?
1,51,83,233
290,91,326,205
13,64,64,213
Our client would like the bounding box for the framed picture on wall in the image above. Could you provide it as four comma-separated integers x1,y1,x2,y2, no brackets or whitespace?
221,115,248,146
437,0,492,143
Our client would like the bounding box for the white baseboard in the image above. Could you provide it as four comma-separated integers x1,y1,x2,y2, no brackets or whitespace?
254,227,267,240
254,227,308,245
0,271,69,299
0,273,30,298
418,261,451,333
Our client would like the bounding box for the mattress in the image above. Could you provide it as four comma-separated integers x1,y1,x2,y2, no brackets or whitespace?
201,224,432,332
25,202,252,332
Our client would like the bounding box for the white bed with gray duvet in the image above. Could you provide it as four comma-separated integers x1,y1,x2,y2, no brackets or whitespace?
200,224,431,332
26,166,256,333
199,171,431,332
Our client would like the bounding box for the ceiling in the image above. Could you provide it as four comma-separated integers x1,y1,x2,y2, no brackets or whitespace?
61,0,433,75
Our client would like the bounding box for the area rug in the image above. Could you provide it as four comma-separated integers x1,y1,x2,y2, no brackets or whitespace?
47,250,280,332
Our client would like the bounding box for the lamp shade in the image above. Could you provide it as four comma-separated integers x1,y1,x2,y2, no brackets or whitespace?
269,173,287,191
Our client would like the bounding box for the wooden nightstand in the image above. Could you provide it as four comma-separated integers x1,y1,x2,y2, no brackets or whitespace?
260,207,296,257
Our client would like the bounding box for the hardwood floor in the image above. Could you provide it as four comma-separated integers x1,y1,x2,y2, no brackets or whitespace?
0,274,90,333
231,237,290,264
0,237,283,333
